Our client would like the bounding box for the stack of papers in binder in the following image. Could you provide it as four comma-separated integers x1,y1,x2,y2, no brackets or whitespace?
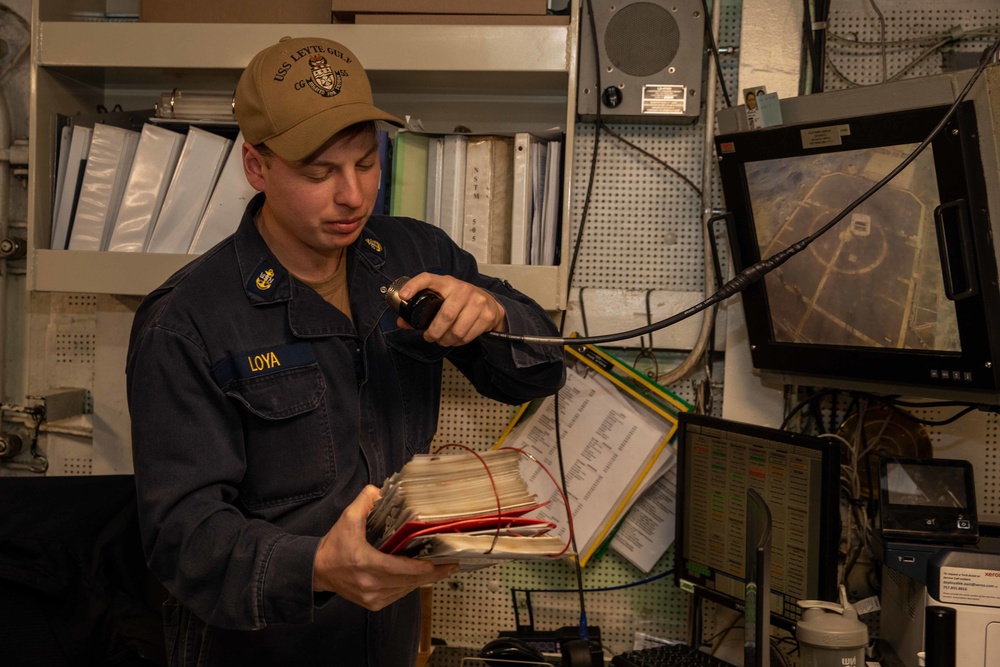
366,449,567,569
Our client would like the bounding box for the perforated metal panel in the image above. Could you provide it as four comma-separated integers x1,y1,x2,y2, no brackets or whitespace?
34,293,96,412
907,407,1000,525
570,121,709,293
824,1,1000,91
45,432,93,477
27,293,98,475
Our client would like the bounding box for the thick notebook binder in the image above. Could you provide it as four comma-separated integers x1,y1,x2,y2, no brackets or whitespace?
67,124,140,251
188,132,256,254
439,133,467,246
366,449,567,570
536,139,563,265
511,132,541,265
51,124,92,250
106,124,185,253
50,122,73,247
463,135,514,264
145,127,231,254
424,135,445,228
389,131,429,220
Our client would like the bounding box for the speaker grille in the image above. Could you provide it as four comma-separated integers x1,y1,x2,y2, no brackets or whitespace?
605,3,681,77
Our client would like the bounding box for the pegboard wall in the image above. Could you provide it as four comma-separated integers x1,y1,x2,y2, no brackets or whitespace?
899,405,1000,525
43,293,97,391
823,0,1000,91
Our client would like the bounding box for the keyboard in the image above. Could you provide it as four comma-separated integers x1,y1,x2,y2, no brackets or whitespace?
611,643,737,667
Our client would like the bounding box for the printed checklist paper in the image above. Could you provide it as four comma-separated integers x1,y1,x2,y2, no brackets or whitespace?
496,346,686,567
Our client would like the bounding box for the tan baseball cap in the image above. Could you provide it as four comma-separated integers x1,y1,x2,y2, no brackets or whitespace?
235,36,404,162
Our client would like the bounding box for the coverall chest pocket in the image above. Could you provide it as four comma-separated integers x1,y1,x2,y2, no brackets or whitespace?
223,363,333,510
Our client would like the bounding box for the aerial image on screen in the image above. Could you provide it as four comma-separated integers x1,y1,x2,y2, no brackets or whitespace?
744,144,959,352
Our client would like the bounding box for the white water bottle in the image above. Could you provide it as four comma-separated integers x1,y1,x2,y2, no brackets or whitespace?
796,585,869,667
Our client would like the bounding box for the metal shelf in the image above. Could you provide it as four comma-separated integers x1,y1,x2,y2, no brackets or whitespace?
31,250,565,309
36,22,572,76
28,7,578,311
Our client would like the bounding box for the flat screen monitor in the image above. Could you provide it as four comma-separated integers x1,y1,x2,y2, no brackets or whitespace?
715,70,1000,400
674,413,841,631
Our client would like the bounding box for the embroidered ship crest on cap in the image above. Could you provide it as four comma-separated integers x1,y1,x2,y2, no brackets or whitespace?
307,54,345,98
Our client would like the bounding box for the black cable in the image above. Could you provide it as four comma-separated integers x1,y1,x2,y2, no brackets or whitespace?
855,394,982,427
700,215,727,411
789,391,839,433
783,388,986,433
487,34,1000,347
548,0,608,644
801,0,821,93
885,397,980,408
552,391,591,641
557,0,603,336
599,122,702,198
810,390,833,435
700,0,732,108
813,0,831,91
892,404,979,427
513,567,674,595
578,286,590,338
841,393,861,437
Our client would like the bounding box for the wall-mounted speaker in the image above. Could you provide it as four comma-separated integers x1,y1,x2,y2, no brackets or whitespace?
578,0,707,123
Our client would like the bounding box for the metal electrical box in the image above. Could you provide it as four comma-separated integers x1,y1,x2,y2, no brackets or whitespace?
577,0,707,123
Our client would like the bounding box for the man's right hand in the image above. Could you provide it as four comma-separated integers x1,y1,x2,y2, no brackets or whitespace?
312,484,458,611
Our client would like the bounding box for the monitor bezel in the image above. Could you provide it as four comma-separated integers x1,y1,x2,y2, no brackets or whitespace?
673,412,841,632
717,102,1000,397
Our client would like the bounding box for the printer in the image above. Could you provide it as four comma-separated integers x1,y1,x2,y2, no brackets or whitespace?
880,538,1000,667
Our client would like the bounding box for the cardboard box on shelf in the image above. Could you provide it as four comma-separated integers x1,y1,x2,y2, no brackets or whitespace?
140,0,331,24
354,14,569,25
333,0,549,17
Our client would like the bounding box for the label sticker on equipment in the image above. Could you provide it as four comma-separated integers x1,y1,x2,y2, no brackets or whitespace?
938,566,1000,606
642,85,687,115
800,124,851,149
